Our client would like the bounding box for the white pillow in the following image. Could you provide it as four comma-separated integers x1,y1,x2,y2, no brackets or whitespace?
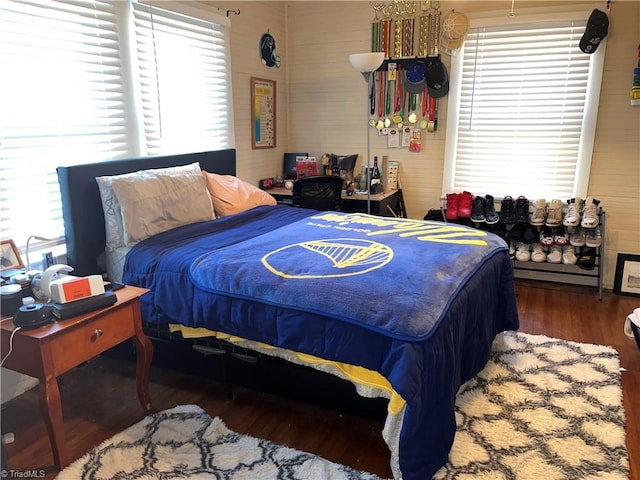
202,171,276,217
96,162,208,248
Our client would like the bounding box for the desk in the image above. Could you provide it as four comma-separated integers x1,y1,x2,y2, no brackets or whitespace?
269,187,405,217
0,286,153,470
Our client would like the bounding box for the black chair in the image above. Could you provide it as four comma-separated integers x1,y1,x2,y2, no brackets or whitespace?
292,175,343,211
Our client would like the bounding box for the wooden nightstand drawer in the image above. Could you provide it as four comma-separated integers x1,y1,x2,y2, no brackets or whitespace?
49,304,135,375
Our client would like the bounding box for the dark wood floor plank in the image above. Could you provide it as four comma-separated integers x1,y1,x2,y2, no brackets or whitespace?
1,280,638,480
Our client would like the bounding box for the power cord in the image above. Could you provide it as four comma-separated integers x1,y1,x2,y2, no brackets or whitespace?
0,326,21,367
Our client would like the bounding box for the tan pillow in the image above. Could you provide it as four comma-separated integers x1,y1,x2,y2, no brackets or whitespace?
203,171,276,217
111,169,213,246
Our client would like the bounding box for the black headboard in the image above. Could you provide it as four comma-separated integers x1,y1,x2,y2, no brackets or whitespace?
57,149,236,277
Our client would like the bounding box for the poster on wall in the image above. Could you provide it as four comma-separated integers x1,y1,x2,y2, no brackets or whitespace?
251,77,276,149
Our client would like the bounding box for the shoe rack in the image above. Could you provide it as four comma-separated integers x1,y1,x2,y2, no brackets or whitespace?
511,207,605,300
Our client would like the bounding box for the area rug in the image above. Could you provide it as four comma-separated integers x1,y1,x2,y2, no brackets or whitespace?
57,332,628,480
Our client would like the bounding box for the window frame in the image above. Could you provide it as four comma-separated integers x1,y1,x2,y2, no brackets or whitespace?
442,4,606,200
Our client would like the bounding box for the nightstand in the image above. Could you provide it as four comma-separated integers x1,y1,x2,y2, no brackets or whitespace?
0,285,153,470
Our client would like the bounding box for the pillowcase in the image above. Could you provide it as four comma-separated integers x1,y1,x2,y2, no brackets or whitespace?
96,162,204,249
202,171,276,217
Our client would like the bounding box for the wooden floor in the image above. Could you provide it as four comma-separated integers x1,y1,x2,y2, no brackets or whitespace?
1,280,639,480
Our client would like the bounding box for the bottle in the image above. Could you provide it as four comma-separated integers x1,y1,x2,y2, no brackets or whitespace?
370,156,382,193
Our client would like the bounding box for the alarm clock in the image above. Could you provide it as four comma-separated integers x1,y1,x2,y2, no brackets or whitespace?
258,177,275,190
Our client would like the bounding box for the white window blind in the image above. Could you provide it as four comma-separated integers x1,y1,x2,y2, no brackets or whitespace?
132,3,233,155
0,0,233,256
444,18,604,201
0,0,127,250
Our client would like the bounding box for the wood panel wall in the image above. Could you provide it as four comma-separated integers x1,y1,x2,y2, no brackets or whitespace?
201,1,639,289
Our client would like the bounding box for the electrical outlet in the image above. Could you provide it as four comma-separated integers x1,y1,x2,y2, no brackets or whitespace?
42,251,54,269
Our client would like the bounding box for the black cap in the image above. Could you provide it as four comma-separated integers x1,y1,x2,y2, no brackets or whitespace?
426,58,449,98
579,9,609,54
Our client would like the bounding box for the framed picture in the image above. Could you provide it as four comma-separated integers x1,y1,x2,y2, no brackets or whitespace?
1,239,24,272
613,253,640,297
251,77,276,149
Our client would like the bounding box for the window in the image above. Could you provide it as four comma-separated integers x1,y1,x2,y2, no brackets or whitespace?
443,8,605,201
0,0,233,258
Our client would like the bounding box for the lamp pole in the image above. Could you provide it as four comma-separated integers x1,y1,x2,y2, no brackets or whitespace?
348,52,385,216
366,71,372,215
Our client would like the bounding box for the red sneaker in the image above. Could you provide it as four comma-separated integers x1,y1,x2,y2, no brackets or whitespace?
445,193,459,220
458,191,474,218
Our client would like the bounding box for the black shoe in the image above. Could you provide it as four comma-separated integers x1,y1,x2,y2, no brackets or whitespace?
507,223,525,242
471,196,486,222
523,225,539,244
577,247,597,270
485,194,499,224
500,196,515,225
514,196,529,224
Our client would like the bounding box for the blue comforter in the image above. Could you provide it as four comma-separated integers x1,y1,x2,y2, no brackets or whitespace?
123,205,519,480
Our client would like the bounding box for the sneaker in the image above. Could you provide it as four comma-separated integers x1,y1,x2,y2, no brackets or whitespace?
507,223,525,242
529,199,546,226
492,222,508,240
585,227,602,247
522,225,539,244
531,244,547,262
569,227,586,246
553,226,569,246
547,245,562,263
515,242,531,262
445,193,459,220
577,246,596,270
545,199,563,227
509,241,516,258
562,245,578,265
458,191,474,218
563,197,583,227
539,226,554,246
581,197,600,228
471,196,486,222
500,196,515,224
485,195,499,224
514,196,529,224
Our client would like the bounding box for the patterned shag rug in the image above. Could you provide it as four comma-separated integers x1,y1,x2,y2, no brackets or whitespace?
57,332,628,480
434,331,628,479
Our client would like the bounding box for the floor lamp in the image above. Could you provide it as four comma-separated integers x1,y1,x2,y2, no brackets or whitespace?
348,52,385,215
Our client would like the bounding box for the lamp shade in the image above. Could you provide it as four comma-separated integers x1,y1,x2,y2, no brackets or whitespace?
349,52,385,73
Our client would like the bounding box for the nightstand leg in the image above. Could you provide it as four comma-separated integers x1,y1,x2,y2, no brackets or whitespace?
38,376,69,469
131,301,153,412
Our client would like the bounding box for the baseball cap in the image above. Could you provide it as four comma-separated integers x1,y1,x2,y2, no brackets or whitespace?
405,61,427,94
579,9,609,54
426,58,449,98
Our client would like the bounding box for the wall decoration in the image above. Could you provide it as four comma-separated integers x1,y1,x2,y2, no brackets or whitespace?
251,77,276,149
613,253,640,297
1,239,24,272
259,32,281,68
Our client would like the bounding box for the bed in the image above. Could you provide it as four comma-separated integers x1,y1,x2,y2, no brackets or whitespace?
57,149,519,480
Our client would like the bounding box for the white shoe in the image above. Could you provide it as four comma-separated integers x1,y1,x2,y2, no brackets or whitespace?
545,199,563,227
562,245,578,265
563,197,582,227
569,227,586,247
585,227,602,247
530,199,546,226
515,242,531,262
547,245,562,263
581,197,600,228
531,244,547,262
